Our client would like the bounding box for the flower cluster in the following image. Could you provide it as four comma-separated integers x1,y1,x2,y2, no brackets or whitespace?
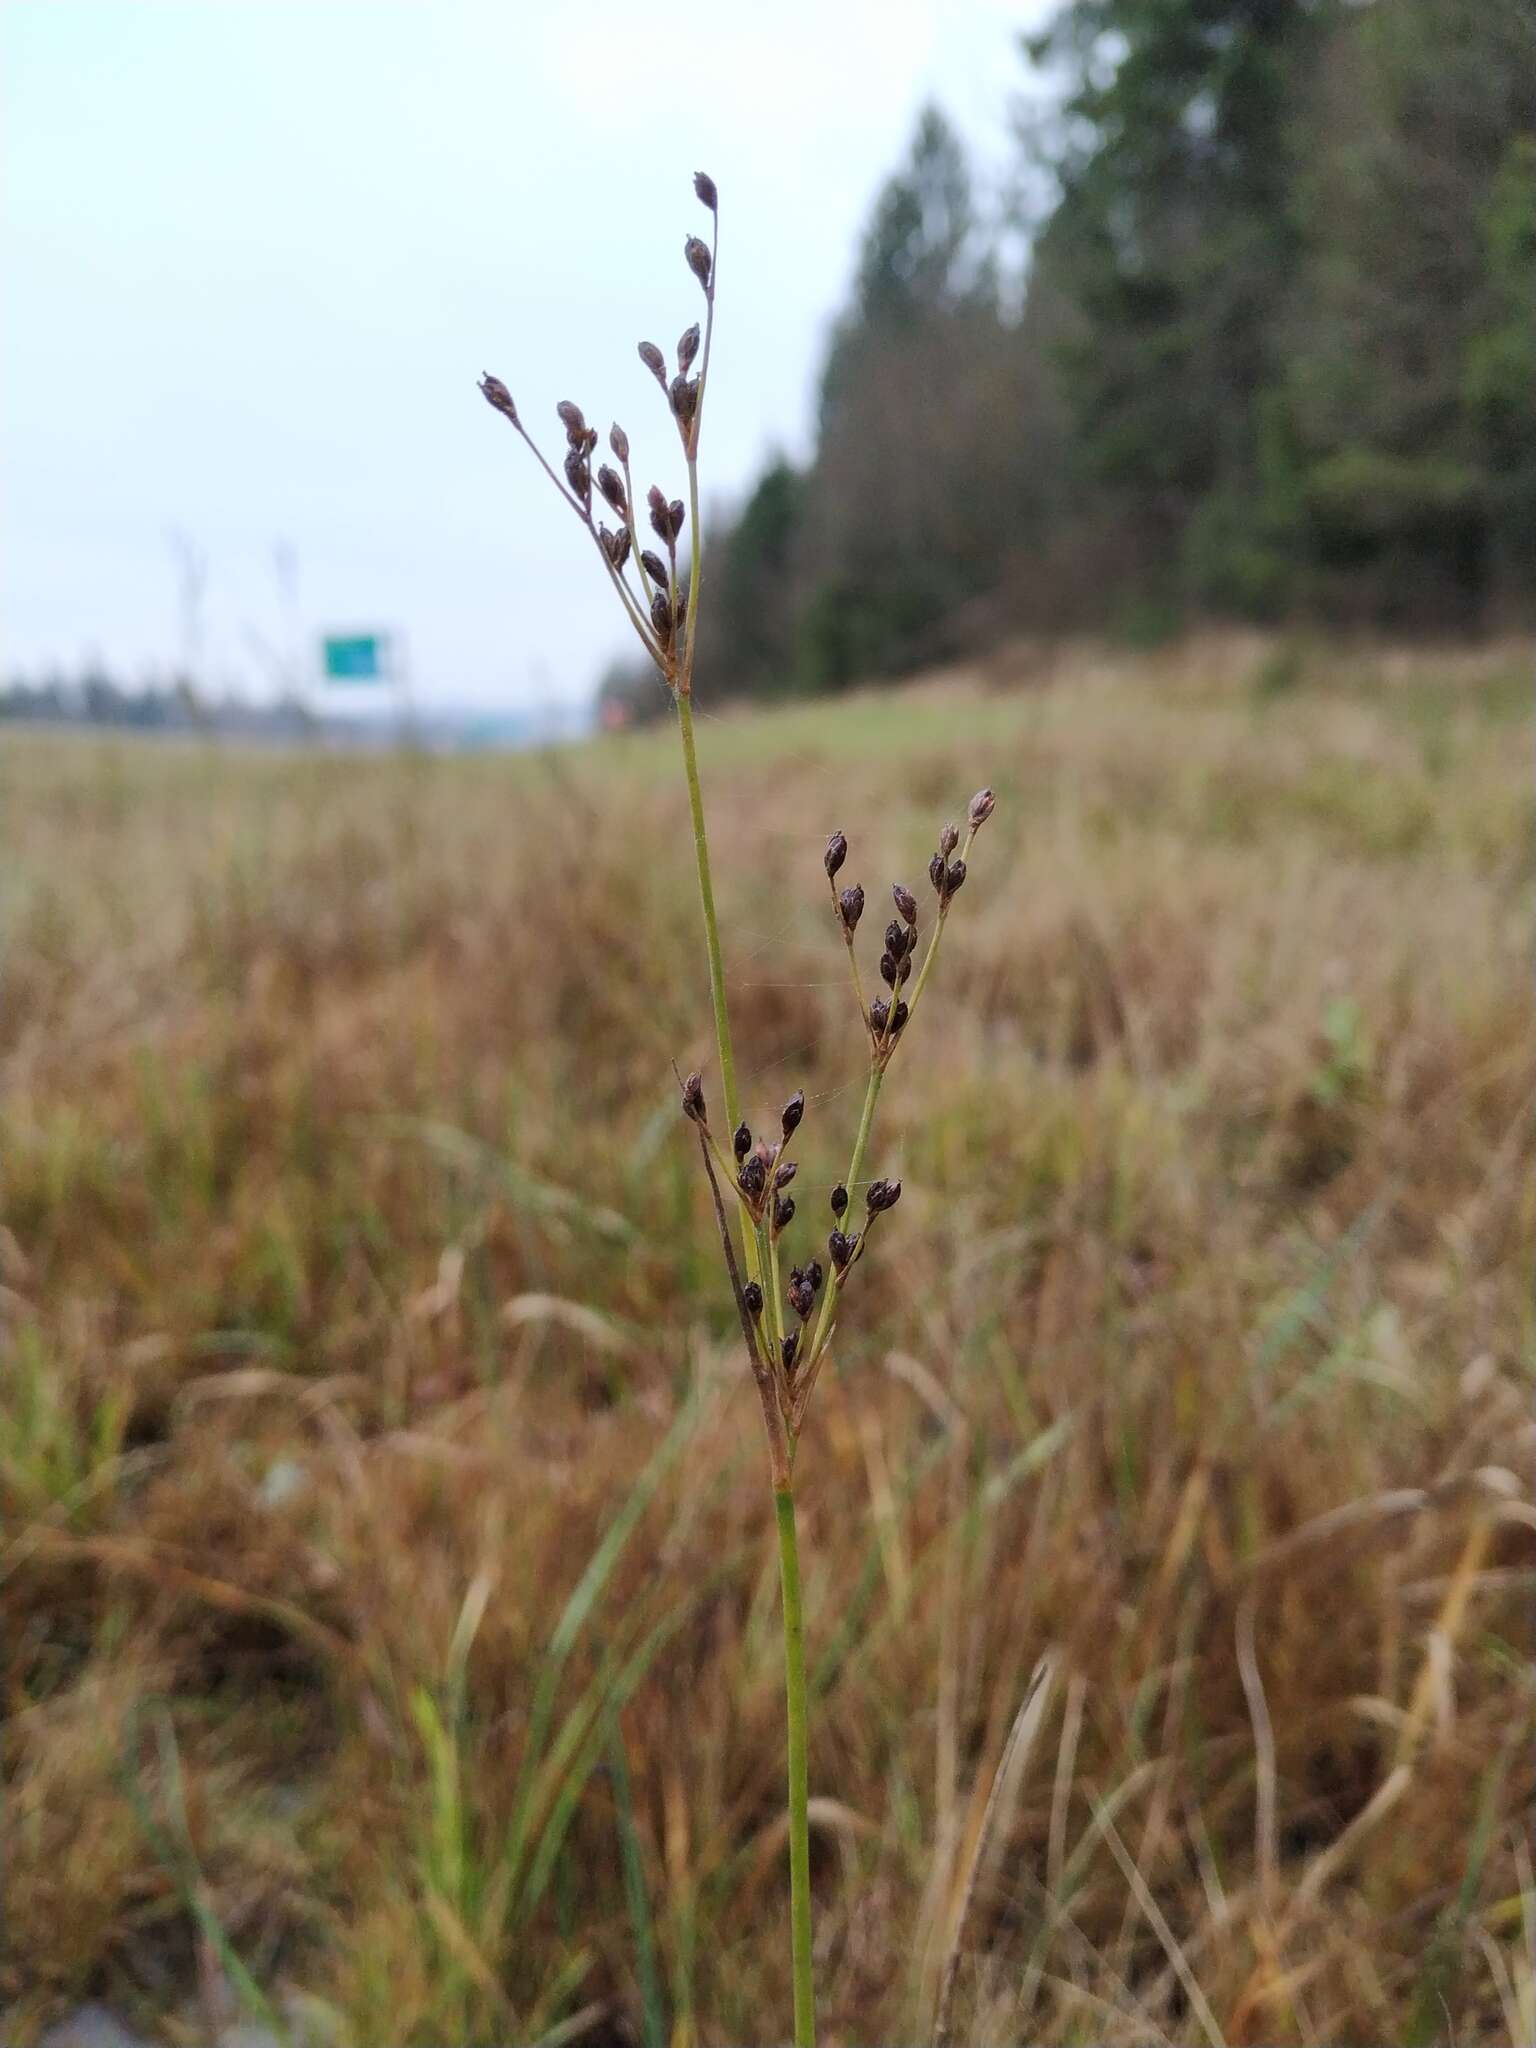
479,172,720,695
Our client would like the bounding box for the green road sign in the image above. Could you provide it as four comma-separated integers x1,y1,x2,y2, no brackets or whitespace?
322,634,387,683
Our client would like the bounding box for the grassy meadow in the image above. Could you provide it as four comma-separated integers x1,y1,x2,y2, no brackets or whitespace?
3,635,1535,2046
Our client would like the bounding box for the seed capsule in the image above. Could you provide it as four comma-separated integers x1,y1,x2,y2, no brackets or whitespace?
868,997,890,1034
838,884,865,934
929,852,946,894
669,374,698,426
940,822,959,856
640,549,669,588
733,1122,752,1161
892,882,918,926
478,373,517,422
788,1274,814,1320
596,465,626,514
830,1184,848,1217
609,422,630,462
781,1090,805,1139
806,1260,823,1296
556,399,588,443
945,859,967,897
968,789,996,829
879,952,898,988
781,1330,799,1375
866,1178,902,1213
773,1193,796,1232
680,1072,706,1122
884,920,909,960
600,525,631,569
669,499,686,540
890,1000,909,1033
743,1280,764,1318
774,1159,799,1191
685,235,713,288
828,1229,851,1270
739,1155,767,1200
825,830,848,879
638,341,667,384
678,323,701,373
563,449,591,508
694,170,718,211
650,591,673,640
647,485,670,539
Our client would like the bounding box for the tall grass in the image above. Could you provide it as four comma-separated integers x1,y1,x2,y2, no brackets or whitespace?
2,635,1534,2043
481,175,998,2045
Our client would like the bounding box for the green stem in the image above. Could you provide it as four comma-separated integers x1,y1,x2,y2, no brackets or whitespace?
677,688,762,1286
676,689,740,1134
775,1486,815,2048
804,1063,884,1370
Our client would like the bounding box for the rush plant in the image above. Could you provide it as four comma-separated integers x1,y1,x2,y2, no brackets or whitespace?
480,174,993,2047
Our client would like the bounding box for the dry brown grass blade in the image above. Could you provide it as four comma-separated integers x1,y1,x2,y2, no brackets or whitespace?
14,1529,354,1667
933,1649,1059,2048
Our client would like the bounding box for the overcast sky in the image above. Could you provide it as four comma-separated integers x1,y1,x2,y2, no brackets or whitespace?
2,1,1051,710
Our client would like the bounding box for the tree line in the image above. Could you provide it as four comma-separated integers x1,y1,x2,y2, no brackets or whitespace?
604,0,1536,718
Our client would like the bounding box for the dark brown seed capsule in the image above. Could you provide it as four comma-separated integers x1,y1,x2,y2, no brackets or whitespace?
828,1229,851,1270
478,373,518,422
733,1122,752,1161
600,525,632,569
640,549,669,587
646,485,669,539
694,170,718,211
650,591,673,641
781,1090,805,1138
773,1193,796,1233
774,1159,799,1191
806,1260,823,1296
869,997,890,1034
946,860,967,897
866,1178,902,1213
781,1329,799,1374
884,920,908,960
743,1280,764,1318
684,235,712,288
968,789,996,829
638,341,667,384
563,449,591,508
879,952,898,988
678,323,701,373
825,830,848,879
739,1155,767,1200
929,851,947,893
669,499,686,540
830,1183,848,1217
895,951,912,985
939,822,959,857
890,1000,909,1032
681,1071,706,1122
556,399,587,443
669,374,697,425
609,421,630,462
596,465,626,514
788,1274,814,1320
892,882,918,926
838,883,865,934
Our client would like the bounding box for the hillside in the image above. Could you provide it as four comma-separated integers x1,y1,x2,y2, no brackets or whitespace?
4,635,1534,2046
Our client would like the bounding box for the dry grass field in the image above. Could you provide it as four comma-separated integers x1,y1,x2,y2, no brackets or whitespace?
3,635,1534,2047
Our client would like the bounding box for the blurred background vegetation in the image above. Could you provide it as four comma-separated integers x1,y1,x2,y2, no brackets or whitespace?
603,0,1536,721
